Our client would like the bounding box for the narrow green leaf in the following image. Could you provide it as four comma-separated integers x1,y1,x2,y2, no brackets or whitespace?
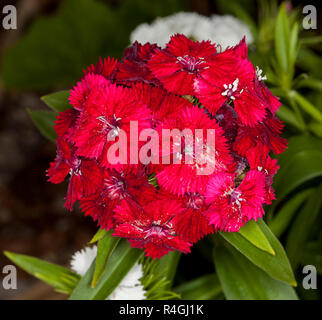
70,240,142,300
4,251,80,294
288,22,298,72
274,136,322,202
89,228,107,244
174,274,222,300
286,184,322,268
298,77,322,92
269,189,313,237
276,105,305,131
156,251,181,290
238,219,275,255
27,109,57,142
220,219,296,286
91,231,120,287
41,90,71,112
214,244,298,300
275,4,289,73
308,122,322,138
291,91,322,123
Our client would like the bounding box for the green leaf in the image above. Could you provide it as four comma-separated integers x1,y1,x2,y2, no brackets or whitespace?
156,251,181,290
214,244,298,300
4,251,80,294
308,122,322,138
89,228,108,244
41,90,72,112
91,231,120,288
140,258,181,300
220,219,296,286
238,219,275,255
298,76,322,92
290,91,322,123
273,135,322,202
275,4,290,73
27,109,57,142
276,105,305,131
269,189,313,237
70,240,142,300
286,184,322,268
288,22,299,72
174,274,222,300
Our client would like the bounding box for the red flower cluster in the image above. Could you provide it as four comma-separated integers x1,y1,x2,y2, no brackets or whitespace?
48,34,286,259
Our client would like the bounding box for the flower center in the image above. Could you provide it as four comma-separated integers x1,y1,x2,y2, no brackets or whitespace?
103,173,128,200
97,114,122,138
221,78,243,100
176,55,205,74
185,193,204,210
143,224,170,239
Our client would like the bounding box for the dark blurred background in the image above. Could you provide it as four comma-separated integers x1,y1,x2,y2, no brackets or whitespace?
0,0,321,299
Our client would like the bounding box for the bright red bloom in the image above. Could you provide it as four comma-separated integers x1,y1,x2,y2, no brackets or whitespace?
155,106,233,196
148,34,217,95
54,108,79,141
80,167,155,230
233,112,288,156
194,57,266,126
47,139,103,210
115,42,161,85
47,34,287,259
171,193,213,243
246,145,279,204
205,170,266,231
83,56,117,80
69,73,110,111
71,83,152,168
132,82,192,126
113,199,192,259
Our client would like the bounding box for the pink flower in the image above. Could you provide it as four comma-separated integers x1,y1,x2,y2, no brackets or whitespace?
194,48,267,126
83,56,117,80
155,106,232,196
132,82,190,126
69,73,110,111
113,199,192,259
205,170,266,231
246,145,279,204
148,34,217,95
171,193,213,243
115,41,161,85
71,83,152,168
233,112,288,156
80,167,155,230
47,139,103,210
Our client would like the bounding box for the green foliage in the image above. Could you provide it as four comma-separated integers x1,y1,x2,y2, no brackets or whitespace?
214,243,298,300
41,91,72,112
91,231,120,287
4,251,80,294
174,274,222,300
140,257,181,300
220,219,296,286
27,109,57,142
70,240,142,300
238,219,275,255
